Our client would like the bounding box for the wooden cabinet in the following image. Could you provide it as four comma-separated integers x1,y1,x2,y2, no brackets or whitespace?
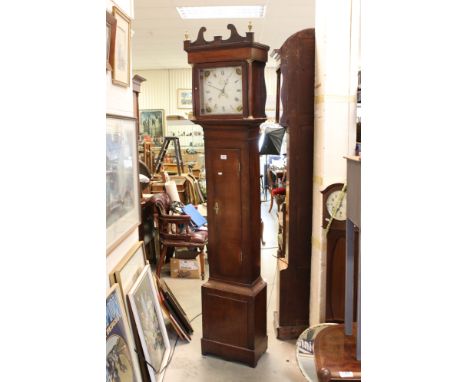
273,28,315,340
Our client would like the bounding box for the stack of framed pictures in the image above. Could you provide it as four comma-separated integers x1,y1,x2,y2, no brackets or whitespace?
109,241,195,380
109,241,148,314
155,276,194,341
106,285,142,382
128,265,171,382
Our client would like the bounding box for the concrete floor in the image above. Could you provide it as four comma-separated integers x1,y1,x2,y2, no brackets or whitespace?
157,200,305,382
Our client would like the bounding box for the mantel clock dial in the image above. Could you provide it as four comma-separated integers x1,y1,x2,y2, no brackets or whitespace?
326,190,347,221
321,183,347,230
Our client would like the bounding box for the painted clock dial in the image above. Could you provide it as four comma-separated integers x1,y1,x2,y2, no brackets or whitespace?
199,66,243,115
326,190,347,221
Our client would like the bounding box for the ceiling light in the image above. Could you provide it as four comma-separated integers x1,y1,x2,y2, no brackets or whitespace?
177,6,266,19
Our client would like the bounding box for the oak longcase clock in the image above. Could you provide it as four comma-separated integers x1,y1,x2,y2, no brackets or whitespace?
184,24,269,367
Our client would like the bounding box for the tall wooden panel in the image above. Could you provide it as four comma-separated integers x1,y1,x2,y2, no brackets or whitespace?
273,28,315,340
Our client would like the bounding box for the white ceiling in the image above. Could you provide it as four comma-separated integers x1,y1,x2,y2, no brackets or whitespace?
132,0,315,70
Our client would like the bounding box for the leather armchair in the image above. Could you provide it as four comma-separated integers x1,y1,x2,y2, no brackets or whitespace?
152,192,208,280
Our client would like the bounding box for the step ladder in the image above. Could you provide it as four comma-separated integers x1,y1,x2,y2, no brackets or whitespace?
154,136,184,175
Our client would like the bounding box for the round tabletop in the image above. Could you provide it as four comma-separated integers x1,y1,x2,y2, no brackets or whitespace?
296,323,338,382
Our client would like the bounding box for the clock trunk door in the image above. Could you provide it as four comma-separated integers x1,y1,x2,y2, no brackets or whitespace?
210,148,243,280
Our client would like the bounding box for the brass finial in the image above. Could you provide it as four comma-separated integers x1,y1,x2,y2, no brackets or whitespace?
184,31,189,40
248,21,253,32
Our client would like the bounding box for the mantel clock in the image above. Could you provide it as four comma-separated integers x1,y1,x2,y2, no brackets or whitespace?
184,24,269,367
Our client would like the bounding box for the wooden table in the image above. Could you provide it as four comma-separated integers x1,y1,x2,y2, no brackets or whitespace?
314,324,361,382
296,323,337,382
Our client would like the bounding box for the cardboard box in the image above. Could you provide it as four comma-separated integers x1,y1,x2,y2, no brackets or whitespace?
170,257,200,279
174,247,198,259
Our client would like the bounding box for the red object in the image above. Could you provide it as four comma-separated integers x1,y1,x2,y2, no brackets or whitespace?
272,187,286,196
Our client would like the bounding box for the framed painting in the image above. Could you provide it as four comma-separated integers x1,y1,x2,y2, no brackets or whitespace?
106,114,140,255
107,284,142,382
110,241,148,314
106,11,116,72
177,89,193,109
112,6,131,87
128,265,171,382
139,109,165,143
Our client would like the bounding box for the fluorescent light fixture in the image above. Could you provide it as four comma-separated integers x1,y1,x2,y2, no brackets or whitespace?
177,5,266,19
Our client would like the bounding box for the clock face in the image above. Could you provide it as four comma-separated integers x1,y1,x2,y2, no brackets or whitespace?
199,66,243,115
326,190,347,221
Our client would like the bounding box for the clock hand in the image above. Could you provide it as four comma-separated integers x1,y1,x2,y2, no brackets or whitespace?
207,84,224,92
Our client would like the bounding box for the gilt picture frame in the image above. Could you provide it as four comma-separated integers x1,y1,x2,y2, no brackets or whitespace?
139,109,165,144
106,114,140,255
128,265,171,382
106,11,117,72
106,284,142,382
177,89,193,109
112,6,131,87
110,241,148,314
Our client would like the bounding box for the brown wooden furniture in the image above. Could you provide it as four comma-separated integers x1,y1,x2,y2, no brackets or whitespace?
184,24,269,367
152,192,207,280
266,167,286,213
321,183,359,323
138,196,158,264
273,28,315,340
150,177,187,204
133,74,146,128
345,156,361,360
314,324,361,382
277,202,287,258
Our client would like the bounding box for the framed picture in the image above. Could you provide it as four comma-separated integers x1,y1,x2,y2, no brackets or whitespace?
110,241,148,313
139,109,165,143
107,284,142,382
177,89,193,109
155,276,193,341
112,6,131,87
106,114,140,255
128,265,171,382
106,11,116,72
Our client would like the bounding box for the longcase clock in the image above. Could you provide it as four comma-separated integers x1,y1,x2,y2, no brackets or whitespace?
321,183,358,323
184,24,269,367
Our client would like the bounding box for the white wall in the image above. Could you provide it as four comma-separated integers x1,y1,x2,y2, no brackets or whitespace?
106,0,139,285
310,0,361,324
134,67,278,120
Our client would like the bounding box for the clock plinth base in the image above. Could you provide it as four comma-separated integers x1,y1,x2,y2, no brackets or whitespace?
273,311,308,340
201,278,268,367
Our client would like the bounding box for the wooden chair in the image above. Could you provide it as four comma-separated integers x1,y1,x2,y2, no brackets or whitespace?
152,192,208,280
266,168,286,213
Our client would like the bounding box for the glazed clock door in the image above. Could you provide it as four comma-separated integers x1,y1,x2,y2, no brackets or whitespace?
210,148,242,280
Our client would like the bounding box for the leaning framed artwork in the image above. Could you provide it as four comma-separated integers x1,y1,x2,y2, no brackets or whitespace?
110,241,148,313
106,284,142,382
112,6,131,87
177,89,193,109
106,11,117,72
139,109,165,143
128,265,171,382
106,114,140,255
